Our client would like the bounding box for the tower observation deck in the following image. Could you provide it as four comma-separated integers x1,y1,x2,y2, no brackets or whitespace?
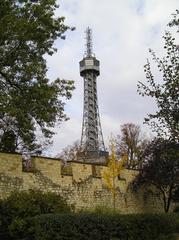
79,27,108,163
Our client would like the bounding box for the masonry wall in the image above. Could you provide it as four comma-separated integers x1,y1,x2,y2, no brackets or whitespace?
0,152,164,213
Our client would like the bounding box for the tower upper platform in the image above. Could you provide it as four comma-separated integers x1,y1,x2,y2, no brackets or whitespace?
79,56,100,76
79,27,100,76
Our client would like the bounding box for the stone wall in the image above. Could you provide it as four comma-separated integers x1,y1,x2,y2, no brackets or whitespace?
0,152,164,213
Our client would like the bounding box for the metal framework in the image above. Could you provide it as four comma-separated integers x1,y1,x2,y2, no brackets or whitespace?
79,27,106,155
85,27,93,57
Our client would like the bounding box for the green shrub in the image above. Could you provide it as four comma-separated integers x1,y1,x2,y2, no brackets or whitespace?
83,205,120,215
0,190,71,239
158,234,179,240
174,206,179,213
26,213,179,240
1,191,179,240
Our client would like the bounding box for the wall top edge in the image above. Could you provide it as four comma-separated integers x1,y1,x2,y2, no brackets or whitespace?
67,160,107,166
0,152,63,162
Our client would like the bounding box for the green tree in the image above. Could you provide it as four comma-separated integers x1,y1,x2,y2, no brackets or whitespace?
133,138,179,213
168,9,179,27
137,12,179,142
0,0,75,154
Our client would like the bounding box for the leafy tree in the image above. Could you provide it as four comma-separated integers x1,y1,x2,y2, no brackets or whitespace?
103,138,126,210
133,138,179,213
57,140,82,161
116,123,149,169
173,186,179,203
137,12,179,142
0,130,17,153
0,0,75,154
168,9,179,27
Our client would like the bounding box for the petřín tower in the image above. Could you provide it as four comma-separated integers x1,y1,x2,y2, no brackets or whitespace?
79,27,108,164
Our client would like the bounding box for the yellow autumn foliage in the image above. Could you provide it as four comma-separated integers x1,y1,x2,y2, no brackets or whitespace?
103,138,127,209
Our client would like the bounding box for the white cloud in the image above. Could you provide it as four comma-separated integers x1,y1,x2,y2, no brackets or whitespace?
46,0,179,156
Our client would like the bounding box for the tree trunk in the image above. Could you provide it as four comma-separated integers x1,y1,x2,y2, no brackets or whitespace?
162,189,172,213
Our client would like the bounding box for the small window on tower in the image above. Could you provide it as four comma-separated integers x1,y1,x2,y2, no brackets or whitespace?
85,59,93,66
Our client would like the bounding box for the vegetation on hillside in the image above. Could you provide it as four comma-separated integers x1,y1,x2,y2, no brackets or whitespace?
132,138,179,213
2,211,179,240
0,0,75,154
133,11,179,213
103,138,126,210
0,190,72,239
137,11,179,142
116,123,149,169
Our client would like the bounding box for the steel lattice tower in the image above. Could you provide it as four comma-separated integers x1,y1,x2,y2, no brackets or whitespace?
79,27,108,161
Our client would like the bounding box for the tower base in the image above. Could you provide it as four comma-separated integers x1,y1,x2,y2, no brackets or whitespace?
77,151,109,165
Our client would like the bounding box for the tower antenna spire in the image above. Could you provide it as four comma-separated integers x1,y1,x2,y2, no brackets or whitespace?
85,27,93,57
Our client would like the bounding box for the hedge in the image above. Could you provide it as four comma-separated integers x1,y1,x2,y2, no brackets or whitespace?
22,213,179,240
0,190,72,240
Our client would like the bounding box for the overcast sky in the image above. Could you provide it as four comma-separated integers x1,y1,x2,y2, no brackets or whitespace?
45,0,179,156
